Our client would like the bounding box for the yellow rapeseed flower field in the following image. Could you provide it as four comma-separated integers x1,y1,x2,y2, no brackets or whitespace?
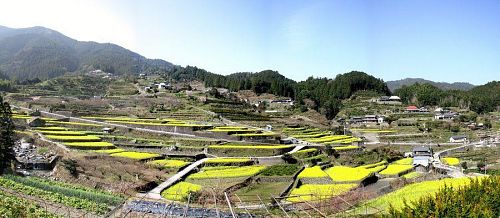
161,182,202,201
287,184,357,202
297,166,329,178
325,166,373,182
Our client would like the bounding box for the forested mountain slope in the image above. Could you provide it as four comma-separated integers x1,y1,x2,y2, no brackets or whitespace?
0,26,173,80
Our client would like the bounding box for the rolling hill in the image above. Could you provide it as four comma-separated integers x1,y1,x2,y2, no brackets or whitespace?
0,25,173,80
386,78,475,91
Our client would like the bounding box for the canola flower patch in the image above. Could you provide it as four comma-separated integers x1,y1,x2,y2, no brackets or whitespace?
287,184,357,202
110,151,161,160
188,166,265,179
297,166,329,178
161,182,201,201
324,166,373,182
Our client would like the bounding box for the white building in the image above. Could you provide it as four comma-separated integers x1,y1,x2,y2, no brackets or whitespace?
449,135,467,143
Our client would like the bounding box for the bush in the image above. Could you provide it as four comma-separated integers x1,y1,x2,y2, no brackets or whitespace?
62,159,78,177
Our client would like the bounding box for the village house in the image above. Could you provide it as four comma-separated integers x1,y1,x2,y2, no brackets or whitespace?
376,96,402,105
434,112,458,120
270,99,295,106
363,115,378,123
27,117,45,127
449,135,467,143
349,116,363,123
406,106,429,113
406,105,420,113
412,146,433,171
377,115,385,124
157,82,171,89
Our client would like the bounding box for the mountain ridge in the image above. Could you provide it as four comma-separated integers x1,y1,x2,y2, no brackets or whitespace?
386,78,475,91
0,25,173,80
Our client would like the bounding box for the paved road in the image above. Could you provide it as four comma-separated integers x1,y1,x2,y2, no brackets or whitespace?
432,142,482,178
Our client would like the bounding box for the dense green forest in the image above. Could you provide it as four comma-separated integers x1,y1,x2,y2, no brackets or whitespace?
168,67,390,119
295,72,390,119
0,26,173,80
394,81,499,114
168,66,296,97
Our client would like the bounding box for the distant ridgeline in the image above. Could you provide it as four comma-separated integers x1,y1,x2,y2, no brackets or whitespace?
166,66,390,119
394,81,500,114
0,26,173,80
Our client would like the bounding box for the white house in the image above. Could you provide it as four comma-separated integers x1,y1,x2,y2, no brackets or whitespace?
449,135,467,143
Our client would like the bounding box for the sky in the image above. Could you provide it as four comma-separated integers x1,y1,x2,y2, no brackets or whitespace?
0,0,499,84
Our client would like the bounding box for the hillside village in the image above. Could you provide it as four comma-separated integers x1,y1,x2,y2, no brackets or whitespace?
0,68,498,217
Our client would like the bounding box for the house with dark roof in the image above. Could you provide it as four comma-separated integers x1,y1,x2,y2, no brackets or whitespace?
412,146,433,170
450,135,467,143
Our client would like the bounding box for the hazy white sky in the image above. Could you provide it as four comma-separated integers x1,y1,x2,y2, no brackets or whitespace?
1,0,499,84
0,0,138,50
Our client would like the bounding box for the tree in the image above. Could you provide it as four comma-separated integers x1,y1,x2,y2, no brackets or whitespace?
461,162,468,170
0,95,15,173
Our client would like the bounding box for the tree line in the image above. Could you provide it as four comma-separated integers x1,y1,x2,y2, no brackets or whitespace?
166,67,390,119
394,81,499,114
0,94,14,173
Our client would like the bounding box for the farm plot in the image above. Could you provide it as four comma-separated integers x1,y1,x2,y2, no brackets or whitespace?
92,148,126,154
208,144,293,156
64,141,116,149
379,164,414,177
392,158,413,165
110,151,161,160
35,126,69,131
286,183,358,202
0,176,124,215
441,157,460,166
188,166,266,179
37,130,86,136
44,135,102,142
234,182,291,203
146,159,190,169
0,189,57,217
356,177,478,212
204,158,254,166
160,182,201,201
357,161,388,173
324,166,373,183
297,166,329,179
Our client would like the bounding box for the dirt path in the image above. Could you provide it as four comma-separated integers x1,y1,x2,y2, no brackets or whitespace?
0,186,100,218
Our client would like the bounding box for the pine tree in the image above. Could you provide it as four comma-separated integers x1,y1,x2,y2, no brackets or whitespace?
0,95,15,173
